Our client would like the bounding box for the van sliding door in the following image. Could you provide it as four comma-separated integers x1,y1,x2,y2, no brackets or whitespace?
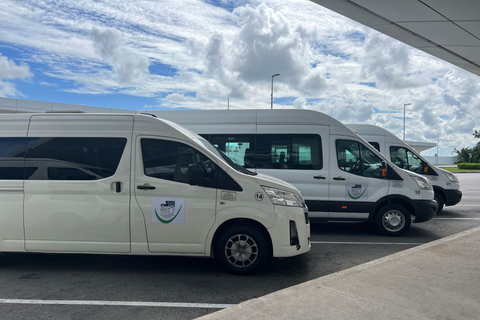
23,115,133,253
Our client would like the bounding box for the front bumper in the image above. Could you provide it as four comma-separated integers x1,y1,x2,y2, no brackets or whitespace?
412,199,437,223
268,206,311,258
444,189,462,206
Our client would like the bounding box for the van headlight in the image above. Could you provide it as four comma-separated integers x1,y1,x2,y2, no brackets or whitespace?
262,186,304,207
410,175,432,190
443,171,459,183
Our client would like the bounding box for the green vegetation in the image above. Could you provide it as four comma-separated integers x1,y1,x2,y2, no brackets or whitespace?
454,130,480,164
443,166,480,173
457,163,480,170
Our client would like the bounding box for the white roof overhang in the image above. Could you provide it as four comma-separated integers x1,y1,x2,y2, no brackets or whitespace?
311,0,480,76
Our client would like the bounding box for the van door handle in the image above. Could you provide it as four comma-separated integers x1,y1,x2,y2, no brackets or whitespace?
137,184,156,190
333,177,346,181
313,175,326,180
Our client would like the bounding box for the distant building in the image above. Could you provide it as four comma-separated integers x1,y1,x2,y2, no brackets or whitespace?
0,97,131,114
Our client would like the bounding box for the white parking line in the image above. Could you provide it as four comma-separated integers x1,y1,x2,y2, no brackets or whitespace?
450,205,478,207
310,241,423,245
433,218,480,220
0,299,234,309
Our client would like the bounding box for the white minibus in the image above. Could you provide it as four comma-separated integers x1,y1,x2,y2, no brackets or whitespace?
152,109,437,236
0,113,311,274
347,124,462,213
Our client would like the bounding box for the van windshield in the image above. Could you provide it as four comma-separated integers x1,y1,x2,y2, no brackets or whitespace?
194,138,257,176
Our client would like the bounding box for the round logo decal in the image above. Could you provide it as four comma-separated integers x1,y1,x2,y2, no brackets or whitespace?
255,192,264,201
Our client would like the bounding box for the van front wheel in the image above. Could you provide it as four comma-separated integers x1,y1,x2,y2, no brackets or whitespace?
217,225,268,274
375,204,411,236
434,193,444,214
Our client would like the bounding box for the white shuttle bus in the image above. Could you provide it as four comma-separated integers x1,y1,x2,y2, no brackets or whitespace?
152,109,437,236
0,113,311,274
348,124,462,214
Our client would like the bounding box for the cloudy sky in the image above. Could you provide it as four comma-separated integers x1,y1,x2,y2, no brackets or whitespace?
0,0,479,156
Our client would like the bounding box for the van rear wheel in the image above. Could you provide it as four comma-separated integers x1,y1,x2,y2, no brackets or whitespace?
217,225,268,274
375,204,411,236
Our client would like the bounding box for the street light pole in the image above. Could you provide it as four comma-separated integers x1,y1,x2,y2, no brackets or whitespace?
437,133,440,165
271,73,281,109
403,103,411,141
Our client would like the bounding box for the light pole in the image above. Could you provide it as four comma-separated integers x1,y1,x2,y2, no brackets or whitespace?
436,133,440,165
403,103,411,141
271,73,281,109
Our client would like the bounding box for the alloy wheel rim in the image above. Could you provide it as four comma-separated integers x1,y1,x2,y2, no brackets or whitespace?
224,234,258,268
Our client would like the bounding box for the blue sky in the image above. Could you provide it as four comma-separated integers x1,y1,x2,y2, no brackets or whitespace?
0,0,479,156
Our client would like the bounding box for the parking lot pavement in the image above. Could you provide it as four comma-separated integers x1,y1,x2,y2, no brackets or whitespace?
198,225,480,320
0,173,478,320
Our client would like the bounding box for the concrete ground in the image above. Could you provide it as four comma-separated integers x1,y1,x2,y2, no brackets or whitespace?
198,225,480,320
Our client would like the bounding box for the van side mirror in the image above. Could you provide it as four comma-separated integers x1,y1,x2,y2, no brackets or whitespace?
188,164,204,186
381,161,387,178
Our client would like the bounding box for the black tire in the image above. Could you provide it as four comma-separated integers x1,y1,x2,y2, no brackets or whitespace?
216,225,268,274
434,193,444,214
374,204,411,236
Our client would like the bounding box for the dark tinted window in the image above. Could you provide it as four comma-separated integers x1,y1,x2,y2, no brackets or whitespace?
0,138,27,180
209,134,322,170
141,139,216,187
256,134,322,170
210,135,256,167
336,140,384,179
25,138,127,180
390,146,426,174
369,141,380,152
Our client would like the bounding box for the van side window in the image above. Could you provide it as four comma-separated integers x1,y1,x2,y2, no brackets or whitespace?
141,139,215,187
209,134,322,170
369,142,381,152
25,138,127,180
0,137,27,180
336,140,384,179
390,146,426,174
209,135,255,167
256,135,322,170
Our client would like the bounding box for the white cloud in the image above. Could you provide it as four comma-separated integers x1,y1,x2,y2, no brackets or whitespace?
0,80,22,97
0,53,32,97
90,28,150,85
0,53,31,80
293,97,306,109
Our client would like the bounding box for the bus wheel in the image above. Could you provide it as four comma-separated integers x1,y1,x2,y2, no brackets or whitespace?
434,193,444,214
217,225,267,274
375,204,411,236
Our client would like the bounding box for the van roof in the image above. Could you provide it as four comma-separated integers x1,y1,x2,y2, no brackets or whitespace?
347,124,396,139
150,109,345,128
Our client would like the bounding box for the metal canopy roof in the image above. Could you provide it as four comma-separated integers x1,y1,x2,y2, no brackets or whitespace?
311,0,480,76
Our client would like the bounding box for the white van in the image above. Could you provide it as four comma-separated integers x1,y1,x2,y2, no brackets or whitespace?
0,113,310,274
347,124,462,213
152,109,437,236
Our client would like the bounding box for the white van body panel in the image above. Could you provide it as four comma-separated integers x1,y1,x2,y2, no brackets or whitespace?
0,113,310,267
0,116,29,251
24,115,134,253
348,124,461,210
152,109,437,233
